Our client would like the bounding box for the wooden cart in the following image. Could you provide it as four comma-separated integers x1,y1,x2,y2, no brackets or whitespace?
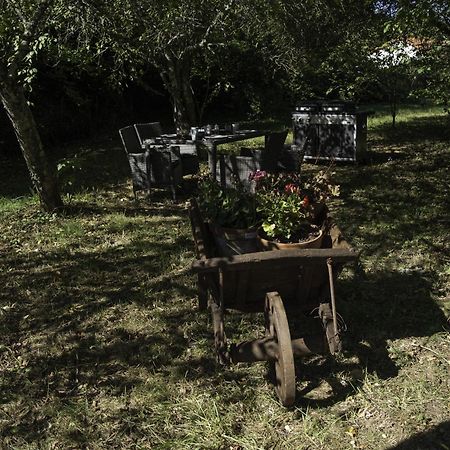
189,199,358,406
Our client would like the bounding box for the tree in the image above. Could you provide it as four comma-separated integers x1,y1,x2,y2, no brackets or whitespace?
0,0,123,211
104,0,246,134
0,0,63,211
114,0,393,130
238,0,387,103
370,40,417,126
384,0,450,109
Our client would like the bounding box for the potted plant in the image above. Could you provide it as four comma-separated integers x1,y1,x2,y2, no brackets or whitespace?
251,170,339,250
197,177,258,255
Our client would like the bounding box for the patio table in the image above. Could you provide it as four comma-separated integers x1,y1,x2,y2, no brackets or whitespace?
142,135,188,147
202,130,268,180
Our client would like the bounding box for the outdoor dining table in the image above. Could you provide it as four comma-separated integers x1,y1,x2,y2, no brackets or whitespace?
202,129,268,180
142,135,186,147
142,129,269,181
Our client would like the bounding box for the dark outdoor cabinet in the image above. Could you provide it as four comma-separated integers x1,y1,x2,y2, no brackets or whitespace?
293,102,368,162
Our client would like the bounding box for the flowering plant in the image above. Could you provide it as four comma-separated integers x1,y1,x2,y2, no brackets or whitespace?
251,170,339,242
197,177,257,229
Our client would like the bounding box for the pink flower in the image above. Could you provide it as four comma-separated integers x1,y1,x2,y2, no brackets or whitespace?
249,170,267,182
284,183,300,194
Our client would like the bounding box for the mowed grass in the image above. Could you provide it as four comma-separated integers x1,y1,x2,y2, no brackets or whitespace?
0,107,449,449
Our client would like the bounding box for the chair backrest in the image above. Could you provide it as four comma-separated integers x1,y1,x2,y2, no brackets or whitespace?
265,130,288,152
278,148,304,172
119,125,142,153
134,122,163,145
173,144,199,175
263,130,288,171
216,154,261,190
148,146,182,185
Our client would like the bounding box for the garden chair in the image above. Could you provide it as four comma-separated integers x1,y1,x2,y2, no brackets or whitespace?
134,122,163,146
119,125,142,154
147,146,183,201
240,130,288,172
215,154,260,191
264,130,288,169
172,143,200,176
119,126,182,200
277,125,318,172
119,125,150,197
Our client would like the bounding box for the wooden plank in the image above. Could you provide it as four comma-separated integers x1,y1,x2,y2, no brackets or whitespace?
192,248,359,273
234,270,249,308
188,198,214,259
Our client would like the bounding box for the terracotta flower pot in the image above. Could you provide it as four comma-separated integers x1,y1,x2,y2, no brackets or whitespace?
257,226,324,251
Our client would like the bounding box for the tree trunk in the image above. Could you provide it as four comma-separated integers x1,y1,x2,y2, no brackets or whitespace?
389,72,398,129
0,82,63,211
161,56,198,135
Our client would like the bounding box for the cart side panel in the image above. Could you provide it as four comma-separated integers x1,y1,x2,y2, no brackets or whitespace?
220,221,353,313
221,263,330,313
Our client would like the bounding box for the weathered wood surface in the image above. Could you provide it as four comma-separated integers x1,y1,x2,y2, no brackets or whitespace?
192,248,358,273
189,198,358,312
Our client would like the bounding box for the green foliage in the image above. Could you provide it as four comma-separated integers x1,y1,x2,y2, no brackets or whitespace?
385,0,450,109
254,170,339,241
57,154,85,197
197,177,257,229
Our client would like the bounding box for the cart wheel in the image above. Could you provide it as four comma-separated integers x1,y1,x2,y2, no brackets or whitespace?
264,292,296,407
319,303,341,355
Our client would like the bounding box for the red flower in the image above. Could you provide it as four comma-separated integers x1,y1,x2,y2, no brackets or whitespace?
284,183,300,194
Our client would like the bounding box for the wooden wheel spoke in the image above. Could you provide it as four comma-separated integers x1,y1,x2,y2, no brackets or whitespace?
264,292,296,407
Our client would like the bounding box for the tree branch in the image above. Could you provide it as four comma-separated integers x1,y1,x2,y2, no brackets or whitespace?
8,0,55,79
429,12,450,38
6,0,27,28
182,0,237,57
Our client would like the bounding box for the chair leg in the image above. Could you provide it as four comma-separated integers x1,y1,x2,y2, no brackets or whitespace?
171,185,177,202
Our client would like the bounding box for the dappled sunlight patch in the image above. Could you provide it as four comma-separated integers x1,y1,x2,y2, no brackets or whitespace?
0,111,449,448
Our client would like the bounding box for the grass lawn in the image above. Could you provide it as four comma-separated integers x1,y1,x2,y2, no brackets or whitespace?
0,107,449,449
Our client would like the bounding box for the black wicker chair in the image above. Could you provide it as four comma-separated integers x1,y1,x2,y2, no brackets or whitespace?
147,146,183,201
239,130,307,174
263,130,288,169
215,154,261,191
240,130,289,172
277,146,305,172
119,125,142,154
119,125,149,197
134,122,163,145
215,131,288,189
172,143,200,176
120,125,182,200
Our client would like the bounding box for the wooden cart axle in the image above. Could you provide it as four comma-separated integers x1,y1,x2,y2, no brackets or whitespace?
230,334,327,363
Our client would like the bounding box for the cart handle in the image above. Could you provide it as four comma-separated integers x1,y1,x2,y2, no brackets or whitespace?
192,248,359,273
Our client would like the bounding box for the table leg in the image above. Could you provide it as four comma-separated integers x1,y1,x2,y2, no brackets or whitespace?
207,142,217,180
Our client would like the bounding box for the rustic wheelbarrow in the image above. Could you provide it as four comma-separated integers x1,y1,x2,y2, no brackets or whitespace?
189,199,358,406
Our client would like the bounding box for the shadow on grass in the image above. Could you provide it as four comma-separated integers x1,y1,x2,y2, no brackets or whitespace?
0,213,206,409
0,139,132,200
385,420,450,450
369,114,450,145
0,114,448,446
162,263,447,411
278,265,447,409
61,201,190,219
